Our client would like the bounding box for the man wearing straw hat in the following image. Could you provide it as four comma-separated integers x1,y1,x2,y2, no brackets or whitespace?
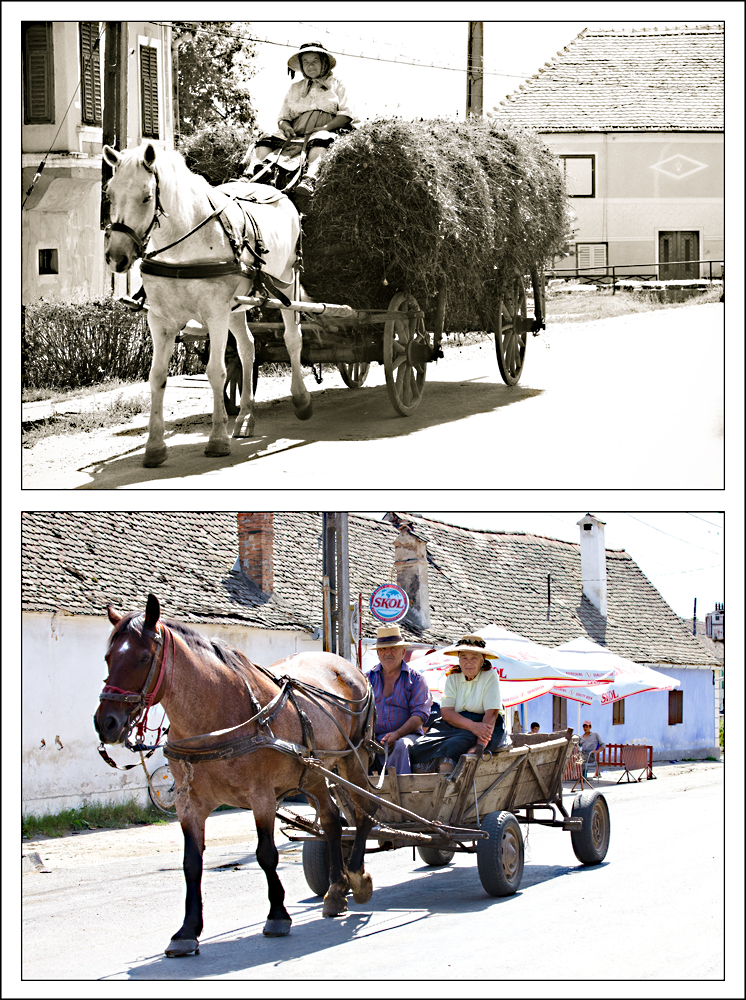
365,625,432,776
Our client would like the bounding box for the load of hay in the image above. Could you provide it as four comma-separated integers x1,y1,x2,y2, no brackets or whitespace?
301,118,571,332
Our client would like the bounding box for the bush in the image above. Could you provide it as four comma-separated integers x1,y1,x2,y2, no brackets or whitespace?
177,120,256,185
302,118,572,331
22,298,199,391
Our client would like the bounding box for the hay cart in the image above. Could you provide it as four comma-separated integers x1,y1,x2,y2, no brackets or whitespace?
173,260,546,418
278,729,610,899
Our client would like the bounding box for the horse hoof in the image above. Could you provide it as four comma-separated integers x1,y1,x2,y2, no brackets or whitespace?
263,918,292,937
233,417,255,438
348,870,373,904
322,892,348,918
143,446,167,467
294,399,313,421
204,441,231,457
165,937,199,957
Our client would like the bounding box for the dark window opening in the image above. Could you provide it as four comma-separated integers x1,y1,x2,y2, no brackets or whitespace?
39,248,59,274
612,700,625,725
79,22,102,126
23,22,55,124
668,689,683,726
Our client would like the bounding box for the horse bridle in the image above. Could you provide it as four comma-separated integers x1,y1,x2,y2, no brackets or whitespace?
104,163,167,259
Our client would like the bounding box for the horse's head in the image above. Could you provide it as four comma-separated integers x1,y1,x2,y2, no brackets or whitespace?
94,594,164,744
103,143,160,272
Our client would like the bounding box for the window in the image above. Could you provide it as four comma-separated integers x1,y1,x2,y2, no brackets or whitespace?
552,695,567,731
39,249,59,274
612,700,625,725
559,154,595,197
23,22,54,124
140,45,159,139
79,22,102,126
576,243,608,272
668,690,683,725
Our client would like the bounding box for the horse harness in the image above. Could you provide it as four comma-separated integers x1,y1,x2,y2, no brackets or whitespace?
105,159,294,307
97,622,378,777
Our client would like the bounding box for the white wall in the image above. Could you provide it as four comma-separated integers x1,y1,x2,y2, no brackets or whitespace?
22,613,321,816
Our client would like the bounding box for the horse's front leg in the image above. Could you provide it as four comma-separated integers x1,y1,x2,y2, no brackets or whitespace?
166,812,207,956
144,312,178,467
203,313,232,457
230,311,256,438
305,776,349,917
253,799,292,936
280,306,312,421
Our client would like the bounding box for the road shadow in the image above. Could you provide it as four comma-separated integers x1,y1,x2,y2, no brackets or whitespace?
105,858,589,980
75,379,542,489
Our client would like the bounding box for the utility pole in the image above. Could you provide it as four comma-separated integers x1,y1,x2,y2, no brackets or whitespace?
322,513,351,661
466,21,484,118
100,23,127,229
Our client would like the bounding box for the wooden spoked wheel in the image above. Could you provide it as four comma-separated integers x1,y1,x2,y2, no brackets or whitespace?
495,272,528,386
383,292,430,416
337,361,370,388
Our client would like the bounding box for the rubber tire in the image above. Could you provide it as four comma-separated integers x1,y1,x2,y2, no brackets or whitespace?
476,810,524,897
570,790,610,865
417,846,455,867
302,839,331,897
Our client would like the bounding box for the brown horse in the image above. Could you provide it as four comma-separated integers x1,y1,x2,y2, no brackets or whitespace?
94,594,377,957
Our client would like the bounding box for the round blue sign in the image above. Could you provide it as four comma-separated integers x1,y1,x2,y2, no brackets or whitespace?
369,584,409,623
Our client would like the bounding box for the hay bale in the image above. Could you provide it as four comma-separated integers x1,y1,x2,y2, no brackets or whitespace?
301,118,570,331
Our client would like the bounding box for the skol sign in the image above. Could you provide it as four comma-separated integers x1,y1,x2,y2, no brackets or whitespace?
369,584,409,624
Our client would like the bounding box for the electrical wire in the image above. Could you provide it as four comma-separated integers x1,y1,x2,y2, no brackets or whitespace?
685,513,723,530
621,514,722,556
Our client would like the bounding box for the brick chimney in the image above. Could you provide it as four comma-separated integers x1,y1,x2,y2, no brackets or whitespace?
385,514,431,630
237,513,274,594
577,513,607,617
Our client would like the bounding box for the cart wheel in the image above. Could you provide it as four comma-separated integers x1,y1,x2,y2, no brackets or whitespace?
417,846,455,867
337,361,370,388
148,764,177,815
476,810,524,896
495,271,528,385
383,292,430,416
570,790,610,865
302,839,354,897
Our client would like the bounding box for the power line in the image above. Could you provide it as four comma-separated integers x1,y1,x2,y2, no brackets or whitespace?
685,513,723,530
162,21,534,79
621,514,722,556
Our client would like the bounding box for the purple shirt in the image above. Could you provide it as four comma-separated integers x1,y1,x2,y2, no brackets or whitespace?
366,662,431,738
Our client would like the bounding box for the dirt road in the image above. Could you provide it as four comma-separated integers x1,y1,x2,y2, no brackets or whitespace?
22,303,723,489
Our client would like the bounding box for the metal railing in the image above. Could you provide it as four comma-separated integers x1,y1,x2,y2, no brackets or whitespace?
546,259,724,294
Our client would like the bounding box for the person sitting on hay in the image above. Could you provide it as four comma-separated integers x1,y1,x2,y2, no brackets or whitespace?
244,42,356,207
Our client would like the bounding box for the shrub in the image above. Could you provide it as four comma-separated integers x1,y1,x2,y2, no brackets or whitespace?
302,118,572,331
22,299,199,391
177,120,256,185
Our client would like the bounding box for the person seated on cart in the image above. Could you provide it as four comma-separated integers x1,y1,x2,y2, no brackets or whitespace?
244,42,356,204
410,635,509,775
365,625,431,777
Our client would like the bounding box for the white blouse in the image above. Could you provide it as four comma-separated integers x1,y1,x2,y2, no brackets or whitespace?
278,74,357,125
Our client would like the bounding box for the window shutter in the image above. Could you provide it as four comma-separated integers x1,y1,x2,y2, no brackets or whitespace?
577,245,592,270
668,690,683,725
24,22,54,124
79,22,101,126
140,45,159,139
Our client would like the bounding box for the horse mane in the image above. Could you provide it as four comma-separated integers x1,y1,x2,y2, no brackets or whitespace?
111,144,213,218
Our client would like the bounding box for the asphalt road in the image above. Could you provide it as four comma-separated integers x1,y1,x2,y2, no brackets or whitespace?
23,302,723,489
19,762,725,985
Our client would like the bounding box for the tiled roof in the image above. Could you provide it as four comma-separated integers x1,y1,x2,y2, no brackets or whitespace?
678,617,725,661
490,24,724,132
21,512,718,667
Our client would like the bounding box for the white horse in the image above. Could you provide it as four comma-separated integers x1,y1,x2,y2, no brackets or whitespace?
102,142,312,467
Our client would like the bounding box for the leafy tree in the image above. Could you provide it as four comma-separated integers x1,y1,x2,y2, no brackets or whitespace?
173,21,257,137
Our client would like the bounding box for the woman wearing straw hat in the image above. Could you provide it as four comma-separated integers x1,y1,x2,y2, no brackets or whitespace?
410,635,508,775
245,42,357,203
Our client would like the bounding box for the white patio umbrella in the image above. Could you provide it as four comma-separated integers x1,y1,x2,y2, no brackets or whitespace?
548,636,681,731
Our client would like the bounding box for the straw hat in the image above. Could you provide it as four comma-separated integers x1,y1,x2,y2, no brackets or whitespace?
442,634,499,660
287,42,337,74
371,624,410,651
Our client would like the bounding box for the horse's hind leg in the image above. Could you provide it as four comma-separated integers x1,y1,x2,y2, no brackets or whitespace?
253,797,292,936
166,807,208,957
305,774,349,917
230,311,256,438
337,755,375,904
202,309,232,457
144,312,178,467
280,304,313,421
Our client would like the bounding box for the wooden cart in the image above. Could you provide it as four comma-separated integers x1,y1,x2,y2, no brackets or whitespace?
174,263,547,418
279,729,610,899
